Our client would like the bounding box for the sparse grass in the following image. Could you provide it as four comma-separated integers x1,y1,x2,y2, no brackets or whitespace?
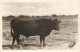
2,16,78,50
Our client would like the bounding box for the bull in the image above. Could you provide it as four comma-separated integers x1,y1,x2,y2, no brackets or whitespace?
10,18,61,48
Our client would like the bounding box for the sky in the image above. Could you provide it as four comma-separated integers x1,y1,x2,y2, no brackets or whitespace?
2,0,79,16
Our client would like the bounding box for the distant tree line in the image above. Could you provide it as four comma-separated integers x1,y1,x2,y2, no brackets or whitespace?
2,14,78,20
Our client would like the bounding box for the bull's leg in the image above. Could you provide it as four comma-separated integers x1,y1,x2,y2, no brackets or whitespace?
40,36,45,47
43,37,45,47
16,36,20,47
12,36,16,48
27,36,29,39
27,36,29,43
40,36,43,47
15,34,21,48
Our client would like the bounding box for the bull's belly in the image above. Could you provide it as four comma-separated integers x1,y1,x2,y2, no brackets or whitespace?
20,28,52,37
20,33,39,37
20,30,50,37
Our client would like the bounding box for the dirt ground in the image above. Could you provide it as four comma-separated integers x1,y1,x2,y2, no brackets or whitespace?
2,16,78,50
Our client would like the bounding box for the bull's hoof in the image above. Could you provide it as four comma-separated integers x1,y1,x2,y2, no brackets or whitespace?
43,45,45,48
17,45,22,49
11,46,14,49
39,44,42,49
39,44,42,47
43,44,46,47
39,44,45,49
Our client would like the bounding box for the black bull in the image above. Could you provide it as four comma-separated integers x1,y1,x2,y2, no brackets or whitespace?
10,19,61,48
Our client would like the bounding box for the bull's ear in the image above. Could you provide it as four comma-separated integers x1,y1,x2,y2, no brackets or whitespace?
59,21,61,23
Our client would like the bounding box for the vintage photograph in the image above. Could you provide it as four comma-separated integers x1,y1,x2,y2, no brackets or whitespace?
2,1,78,50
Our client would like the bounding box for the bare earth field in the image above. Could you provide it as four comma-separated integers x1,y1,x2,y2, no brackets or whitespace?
2,16,78,50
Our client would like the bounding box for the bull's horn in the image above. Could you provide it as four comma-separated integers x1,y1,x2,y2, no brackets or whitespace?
50,16,53,20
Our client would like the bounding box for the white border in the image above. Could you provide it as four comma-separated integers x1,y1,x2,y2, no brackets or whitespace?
1,0,80,52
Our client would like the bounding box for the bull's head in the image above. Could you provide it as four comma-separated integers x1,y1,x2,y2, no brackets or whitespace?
52,19,61,31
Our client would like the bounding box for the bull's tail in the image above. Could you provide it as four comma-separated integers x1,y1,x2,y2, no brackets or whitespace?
11,26,14,37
